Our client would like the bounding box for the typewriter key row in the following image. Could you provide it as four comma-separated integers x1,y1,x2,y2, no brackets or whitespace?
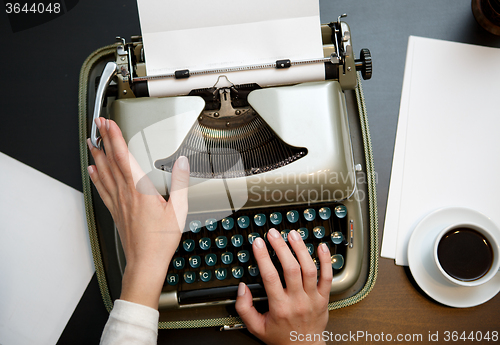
178,231,346,253
187,205,347,233
167,265,260,285
167,253,345,286
173,251,253,269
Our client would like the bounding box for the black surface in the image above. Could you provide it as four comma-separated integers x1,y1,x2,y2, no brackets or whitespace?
1,1,499,344
0,0,141,192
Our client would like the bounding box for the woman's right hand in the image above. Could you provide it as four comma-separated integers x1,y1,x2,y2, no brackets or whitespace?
235,228,333,345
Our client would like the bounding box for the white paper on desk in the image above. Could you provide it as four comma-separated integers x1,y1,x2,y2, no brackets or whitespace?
0,152,94,345
381,36,500,265
136,0,325,96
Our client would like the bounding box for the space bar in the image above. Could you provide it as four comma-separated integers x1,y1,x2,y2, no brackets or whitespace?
178,284,266,305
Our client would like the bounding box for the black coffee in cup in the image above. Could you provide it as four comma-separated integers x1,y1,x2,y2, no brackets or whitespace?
437,228,493,282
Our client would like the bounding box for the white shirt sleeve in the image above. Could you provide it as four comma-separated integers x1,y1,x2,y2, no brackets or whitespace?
100,299,159,345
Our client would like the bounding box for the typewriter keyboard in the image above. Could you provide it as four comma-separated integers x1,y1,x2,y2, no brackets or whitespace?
163,202,349,304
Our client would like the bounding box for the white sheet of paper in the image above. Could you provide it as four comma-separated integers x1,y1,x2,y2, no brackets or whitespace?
0,152,94,345
381,36,500,265
136,0,325,96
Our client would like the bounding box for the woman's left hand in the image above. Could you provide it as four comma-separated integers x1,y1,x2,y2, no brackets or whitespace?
87,118,190,309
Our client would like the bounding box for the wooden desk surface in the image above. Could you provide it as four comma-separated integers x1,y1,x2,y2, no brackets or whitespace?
1,0,498,344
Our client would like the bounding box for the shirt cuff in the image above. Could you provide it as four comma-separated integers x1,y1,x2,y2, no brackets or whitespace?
100,299,159,345
110,299,159,330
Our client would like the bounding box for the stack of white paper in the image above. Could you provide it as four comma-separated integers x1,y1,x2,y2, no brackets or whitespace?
136,0,325,96
382,36,500,265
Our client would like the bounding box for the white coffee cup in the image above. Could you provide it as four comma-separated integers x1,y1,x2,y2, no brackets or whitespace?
433,222,500,287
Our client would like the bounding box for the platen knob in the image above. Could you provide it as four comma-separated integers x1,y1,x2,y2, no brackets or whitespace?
355,48,372,80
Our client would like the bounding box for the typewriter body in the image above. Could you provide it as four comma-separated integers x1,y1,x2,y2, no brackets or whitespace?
88,17,372,313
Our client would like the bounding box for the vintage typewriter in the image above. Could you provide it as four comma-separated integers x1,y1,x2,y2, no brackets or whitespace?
82,15,375,326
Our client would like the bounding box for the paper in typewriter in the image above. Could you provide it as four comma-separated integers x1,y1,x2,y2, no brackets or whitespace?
137,0,325,96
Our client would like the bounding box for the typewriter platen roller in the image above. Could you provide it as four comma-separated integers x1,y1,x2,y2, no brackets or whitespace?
89,16,373,311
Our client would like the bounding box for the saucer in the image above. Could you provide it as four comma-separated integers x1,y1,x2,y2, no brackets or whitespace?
407,207,500,308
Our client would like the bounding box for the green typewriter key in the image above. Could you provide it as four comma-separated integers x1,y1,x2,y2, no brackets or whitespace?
331,231,344,245
205,218,217,231
254,213,266,226
281,229,290,242
306,243,314,255
237,250,250,263
221,252,233,265
318,207,331,220
270,212,282,225
172,257,185,270
215,236,227,249
166,273,179,286
189,255,201,268
331,254,345,270
215,268,227,280
334,205,347,218
248,265,259,277
232,266,244,279
221,217,234,230
189,220,202,233
248,232,260,244
303,208,316,221
231,234,244,247
183,271,196,284
313,226,325,239
205,253,217,266
297,227,309,240
182,239,195,252
286,210,299,223
199,270,212,282
237,216,250,229
199,237,211,250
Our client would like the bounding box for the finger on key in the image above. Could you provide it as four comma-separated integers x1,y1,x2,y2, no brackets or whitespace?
267,228,303,294
287,229,318,295
317,243,334,299
251,235,284,301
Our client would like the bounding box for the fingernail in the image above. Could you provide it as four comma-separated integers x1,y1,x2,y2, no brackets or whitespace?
105,119,110,130
289,229,300,241
176,156,189,171
237,282,246,297
86,138,93,151
95,118,101,129
269,228,280,239
253,237,264,249
320,243,329,253
87,165,94,175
